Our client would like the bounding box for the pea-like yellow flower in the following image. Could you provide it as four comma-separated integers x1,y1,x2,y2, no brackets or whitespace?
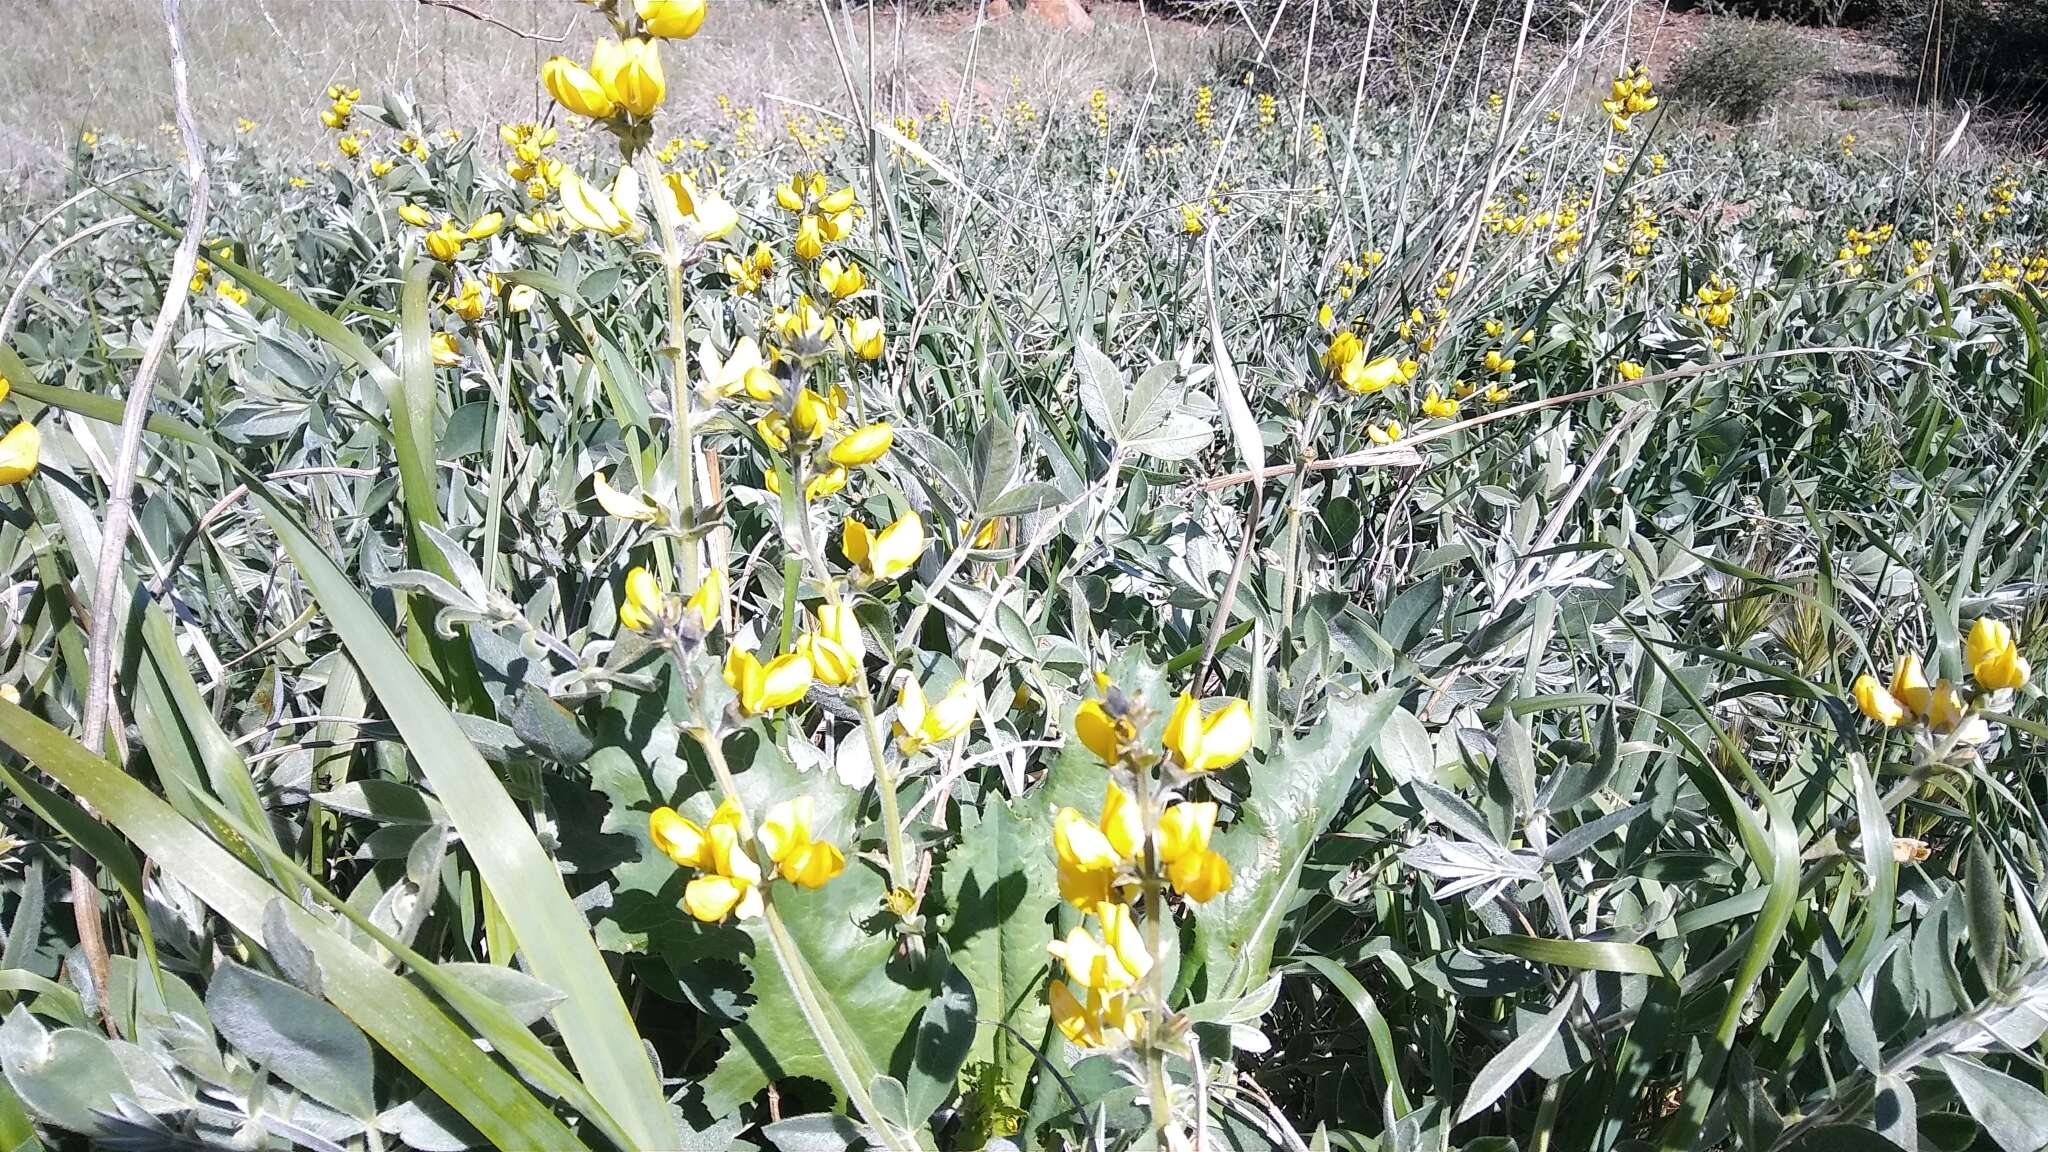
445,279,487,322
1421,387,1460,419
827,423,893,467
465,212,504,240
797,603,864,687
589,38,665,119
1048,902,1151,991
684,570,724,632
1163,692,1254,774
637,0,707,38
818,257,865,299
845,316,885,361
1053,806,1120,874
1367,420,1403,445
558,169,632,236
896,675,975,754
649,805,710,869
758,796,846,888
725,646,814,715
1852,674,1906,727
1049,979,1141,1049
699,336,778,401
1890,652,1932,717
1617,360,1646,381
1966,617,2031,692
1074,699,1134,765
1157,801,1232,902
683,800,764,922
844,510,924,584
1928,677,1977,736
663,173,737,242
792,388,839,440
594,471,664,524
1484,350,1516,374
430,332,461,366
794,214,825,262
424,223,467,263
618,566,667,632
542,55,616,120
397,203,434,228
1345,355,1404,396
0,424,40,486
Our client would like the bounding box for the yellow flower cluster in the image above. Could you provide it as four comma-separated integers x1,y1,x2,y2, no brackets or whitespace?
1321,329,1409,396
1853,618,2030,740
1047,680,1253,1050
501,122,563,201
1089,89,1110,136
1686,277,1738,332
649,795,844,923
1192,85,1214,137
774,171,858,261
1835,223,1893,277
544,38,666,123
397,204,504,263
1601,64,1658,133
318,84,360,131
1981,247,2048,289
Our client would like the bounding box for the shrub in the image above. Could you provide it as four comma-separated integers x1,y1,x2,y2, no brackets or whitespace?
1882,0,2048,111
1670,21,1823,120
1684,0,1880,28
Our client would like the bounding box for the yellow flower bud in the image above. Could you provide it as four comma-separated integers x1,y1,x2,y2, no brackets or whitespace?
429,331,461,366
466,212,504,240
1074,699,1128,765
798,603,864,687
827,423,893,467
818,257,865,299
684,570,724,632
794,214,825,262
845,316,885,361
1890,652,1932,717
618,566,666,632
558,169,633,236
758,797,846,888
1098,783,1143,860
636,0,707,38
817,185,857,215
1966,617,2031,691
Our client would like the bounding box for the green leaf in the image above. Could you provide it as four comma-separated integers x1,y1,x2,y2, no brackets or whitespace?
0,701,585,1150
1455,987,1578,1123
939,798,1058,1095
1939,1055,2048,1152
206,961,375,1121
1193,687,1401,998
904,961,977,1126
250,490,670,1148
1477,935,1666,977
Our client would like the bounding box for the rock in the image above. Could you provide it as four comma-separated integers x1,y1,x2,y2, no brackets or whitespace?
1026,0,1093,32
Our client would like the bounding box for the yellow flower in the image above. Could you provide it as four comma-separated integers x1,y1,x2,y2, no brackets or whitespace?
216,282,250,307
827,423,893,467
797,602,864,687
1928,677,1974,734
845,316,885,360
1053,806,1120,874
1155,801,1215,864
542,55,616,120
590,38,665,119
1097,782,1143,859
1484,349,1516,374
0,424,39,485
725,646,815,715
1852,674,1906,727
430,332,461,366
1617,360,1646,381
792,388,839,440
818,257,865,299
1163,692,1254,774
649,806,710,869
794,214,825,261
684,570,724,632
1420,387,1460,419
1340,354,1403,396
1179,204,1205,235
896,676,975,754
1074,699,1133,765
1890,653,1932,717
699,337,777,401
594,471,664,524
446,279,488,322
1367,420,1403,445
663,173,737,241
844,511,924,584
758,797,846,888
369,157,395,177
1167,846,1232,902
1966,618,2031,691
818,185,857,215
637,0,707,38
619,566,667,632
558,169,634,235
466,212,504,239
424,223,467,263
1048,902,1151,991
683,800,764,922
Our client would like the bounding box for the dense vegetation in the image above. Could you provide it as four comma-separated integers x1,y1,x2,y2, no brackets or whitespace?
1,1,2048,1149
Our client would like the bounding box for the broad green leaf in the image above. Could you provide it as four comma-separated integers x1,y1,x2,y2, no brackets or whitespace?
939,797,1058,1097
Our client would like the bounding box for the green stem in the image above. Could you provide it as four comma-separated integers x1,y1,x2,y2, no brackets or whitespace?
636,150,700,590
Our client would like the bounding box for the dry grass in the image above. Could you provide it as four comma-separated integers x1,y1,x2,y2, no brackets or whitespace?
0,0,1214,181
